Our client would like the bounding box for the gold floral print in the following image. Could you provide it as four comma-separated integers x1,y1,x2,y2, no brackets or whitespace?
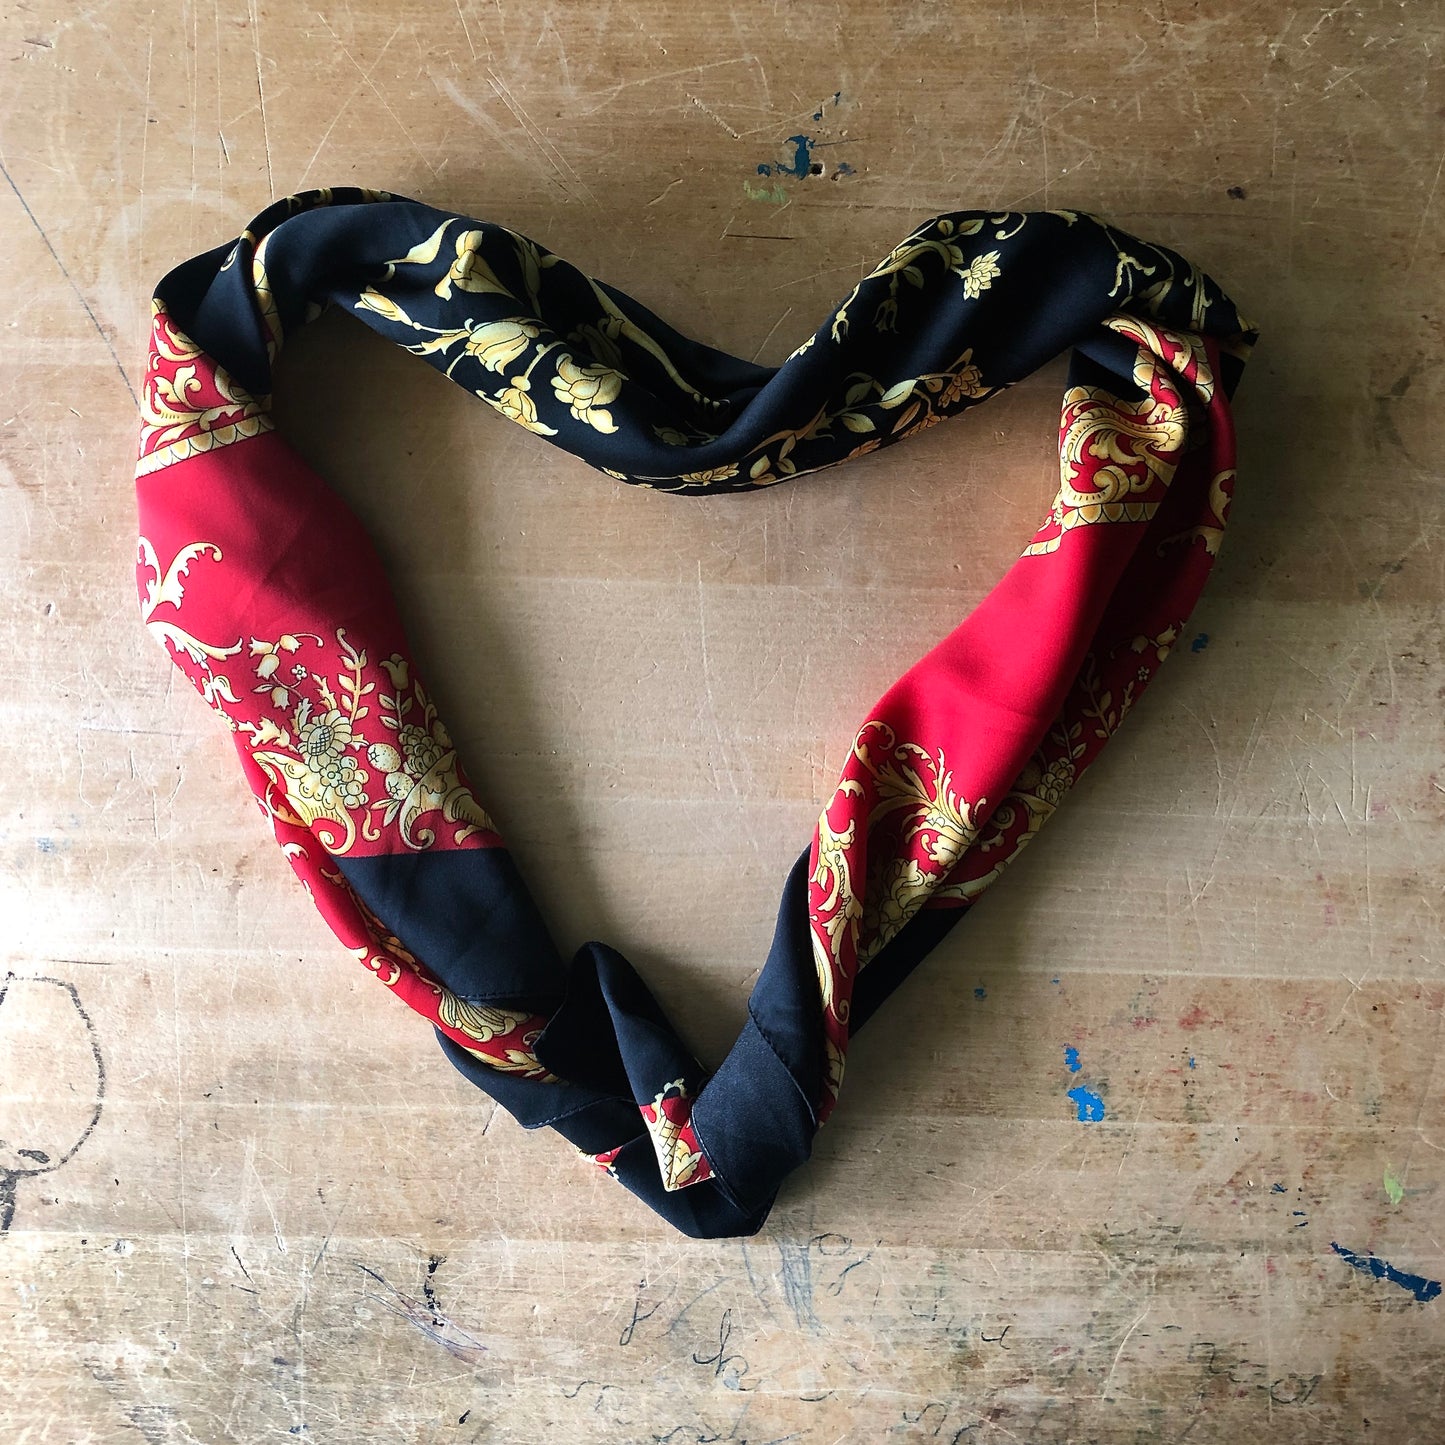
652,421,719,449
1022,315,1193,559
569,317,627,372
436,991,535,1047
930,730,1079,908
854,731,984,957
250,630,374,853
958,250,1002,299
861,345,994,440
295,705,365,797
137,303,273,476
641,1080,706,1192
335,215,1062,496
677,463,740,484
250,632,319,709
358,654,498,850
140,531,500,858
1160,467,1233,557
938,350,988,406
137,538,244,712
437,228,516,300
733,344,996,482
1104,315,1214,401
355,287,413,325
466,318,544,371
810,803,861,1025
551,355,624,432
808,721,986,1114
485,379,557,436
830,214,992,338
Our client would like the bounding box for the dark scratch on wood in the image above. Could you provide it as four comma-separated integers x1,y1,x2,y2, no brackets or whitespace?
0,163,140,410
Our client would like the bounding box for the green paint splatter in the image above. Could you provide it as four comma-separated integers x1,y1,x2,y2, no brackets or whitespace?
1384,1165,1405,1206
742,179,789,205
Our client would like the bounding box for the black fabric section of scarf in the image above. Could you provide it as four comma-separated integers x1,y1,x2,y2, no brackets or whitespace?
335,848,565,1010
156,189,1255,1237
155,189,1254,496
340,843,969,1237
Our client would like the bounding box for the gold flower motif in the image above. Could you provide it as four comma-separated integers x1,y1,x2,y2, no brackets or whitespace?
485,378,558,436
298,706,353,762
551,355,623,433
940,349,988,406
250,633,309,709
1130,624,1180,664
292,706,367,811
863,857,931,948
568,318,626,372
960,251,1001,299
677,463,739,484
465,319,541,373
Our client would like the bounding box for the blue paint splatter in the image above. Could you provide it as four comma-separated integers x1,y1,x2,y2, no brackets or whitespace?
1064,1046,1081,1073
757,136,819,179
1050,976,1061,986
835,161,855,177
1331,1242,1441,1303
1190,632,1210,653
778,135,816,178
1187,1056,1196,1070
1067,1086,1105,1122
974,986,987,1000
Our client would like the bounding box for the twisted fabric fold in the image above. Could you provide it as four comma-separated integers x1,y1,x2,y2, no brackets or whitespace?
136,188,1254,1237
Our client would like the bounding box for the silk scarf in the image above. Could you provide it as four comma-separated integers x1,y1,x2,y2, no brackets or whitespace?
136,188,1254,1238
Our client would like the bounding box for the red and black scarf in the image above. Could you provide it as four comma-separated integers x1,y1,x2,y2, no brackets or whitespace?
137,189,1253,1237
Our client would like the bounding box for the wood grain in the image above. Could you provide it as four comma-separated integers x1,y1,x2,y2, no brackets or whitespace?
2,1,1442,1440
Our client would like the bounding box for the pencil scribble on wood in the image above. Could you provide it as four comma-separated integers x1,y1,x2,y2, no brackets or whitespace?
0,974,105,1233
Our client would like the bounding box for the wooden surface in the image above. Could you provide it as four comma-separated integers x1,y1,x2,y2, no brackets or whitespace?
3,2,1443,1440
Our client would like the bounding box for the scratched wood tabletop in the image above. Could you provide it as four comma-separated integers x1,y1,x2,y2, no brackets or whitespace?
3,2,1443,1441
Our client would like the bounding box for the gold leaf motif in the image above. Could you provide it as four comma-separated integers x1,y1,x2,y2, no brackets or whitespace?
250,747,361,855
436,230,516,300
393,220,453,271
356,288,415,326
137,304,273,475
137,537,245,706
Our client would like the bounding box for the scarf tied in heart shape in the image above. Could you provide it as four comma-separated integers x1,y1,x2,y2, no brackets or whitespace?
135,188,1254,1237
